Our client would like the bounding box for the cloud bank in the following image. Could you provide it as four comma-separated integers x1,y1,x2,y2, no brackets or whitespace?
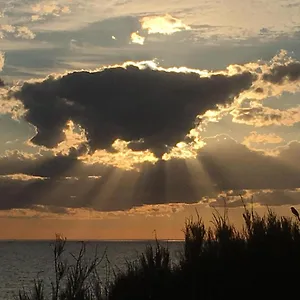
0,52,4,71
0,136,300,212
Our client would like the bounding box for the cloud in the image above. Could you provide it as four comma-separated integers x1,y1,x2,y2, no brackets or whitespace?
140,14,191,35
130,32,145,45
0,202,186,220
0,52,4,71
0,136,299,211
31,1,71,21
197,135,300,191
209,189,300,208
0,25,15,33
263,62,300,84
52,120,88,155
0,156,215,211
79,139,158,170
14,26,36,39
0,174,47,181
0,25,36,40
242,131,284,151
243,131,283,145
4,51,300,165
0,91,26,120
231,105,300,127
12,63,254,158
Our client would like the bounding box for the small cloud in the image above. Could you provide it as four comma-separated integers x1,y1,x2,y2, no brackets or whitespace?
130,31,145,45
141,14,191,35
112,35,116,40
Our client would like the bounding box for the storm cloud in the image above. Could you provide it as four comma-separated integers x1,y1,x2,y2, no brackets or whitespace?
13,65,255,157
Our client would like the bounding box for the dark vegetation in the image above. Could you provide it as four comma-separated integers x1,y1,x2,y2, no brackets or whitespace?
18,202,300,300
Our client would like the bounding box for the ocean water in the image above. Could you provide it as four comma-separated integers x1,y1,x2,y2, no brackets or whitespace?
0,240,183,299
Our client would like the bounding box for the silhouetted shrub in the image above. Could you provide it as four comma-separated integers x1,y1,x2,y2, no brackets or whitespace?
18,204,300,300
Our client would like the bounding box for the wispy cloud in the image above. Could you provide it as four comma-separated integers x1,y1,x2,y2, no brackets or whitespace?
0,173,47,181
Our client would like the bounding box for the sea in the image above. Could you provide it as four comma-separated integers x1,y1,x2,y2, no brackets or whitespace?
0,240,184,299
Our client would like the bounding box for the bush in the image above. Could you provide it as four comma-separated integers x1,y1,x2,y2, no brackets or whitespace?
18,205,300,300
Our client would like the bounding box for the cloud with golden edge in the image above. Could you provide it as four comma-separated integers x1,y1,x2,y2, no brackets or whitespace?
130,31,145,45
141,14,191,35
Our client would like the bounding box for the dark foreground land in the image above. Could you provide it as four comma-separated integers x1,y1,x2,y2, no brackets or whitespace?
18,204,300,300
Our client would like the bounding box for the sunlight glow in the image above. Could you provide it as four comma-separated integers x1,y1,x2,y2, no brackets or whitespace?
141,14,191,35
130,32,145,45
79,139,158,170
53,120,87,155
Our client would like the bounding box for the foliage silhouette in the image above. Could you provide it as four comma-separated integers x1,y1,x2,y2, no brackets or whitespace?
18,203,300,300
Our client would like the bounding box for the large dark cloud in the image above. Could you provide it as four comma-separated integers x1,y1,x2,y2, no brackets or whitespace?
1,136,300,211
13,66,254,157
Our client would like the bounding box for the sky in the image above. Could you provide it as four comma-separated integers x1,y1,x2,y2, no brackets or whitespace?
1,0,300,240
